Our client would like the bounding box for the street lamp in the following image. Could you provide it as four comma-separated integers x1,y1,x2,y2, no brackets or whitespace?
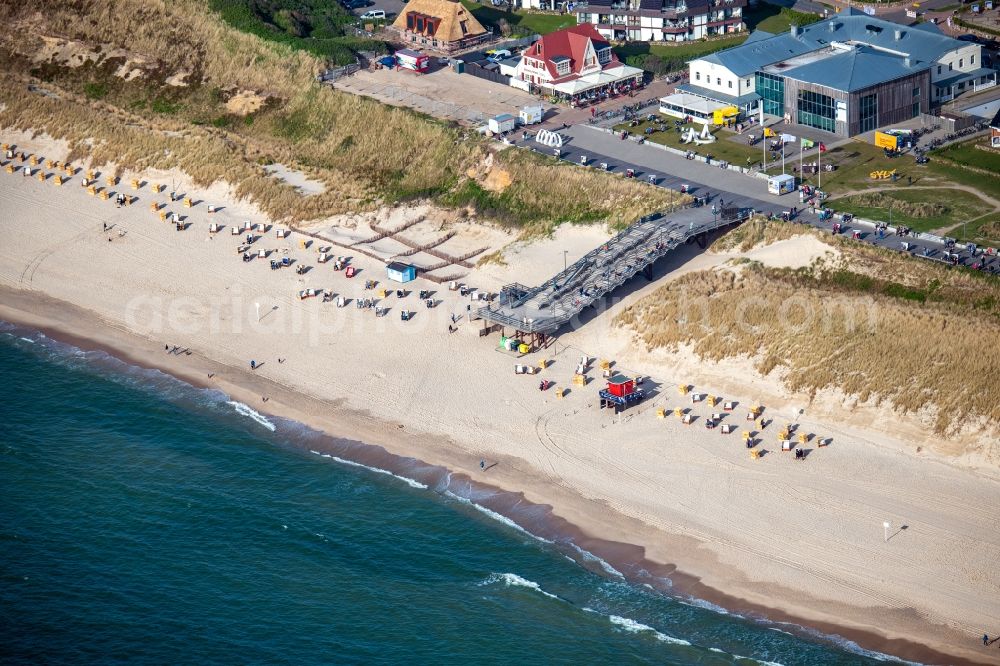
563,250,569,273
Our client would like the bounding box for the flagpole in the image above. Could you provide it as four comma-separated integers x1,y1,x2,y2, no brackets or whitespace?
781,140,785,175
760,105,766,173
800,140,804,183
818,145,822,190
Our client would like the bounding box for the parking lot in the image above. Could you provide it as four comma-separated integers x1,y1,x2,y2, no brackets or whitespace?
332,63,539,124
347,0,406,21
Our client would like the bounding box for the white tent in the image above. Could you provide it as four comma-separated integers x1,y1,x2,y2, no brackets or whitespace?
658,92,728,123
550,65,644,96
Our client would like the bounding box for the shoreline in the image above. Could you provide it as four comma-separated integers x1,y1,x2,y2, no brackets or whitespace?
1,129,996,665
0,290,988,666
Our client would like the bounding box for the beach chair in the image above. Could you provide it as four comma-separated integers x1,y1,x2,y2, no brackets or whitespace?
781,440,792,452
750,449,762,460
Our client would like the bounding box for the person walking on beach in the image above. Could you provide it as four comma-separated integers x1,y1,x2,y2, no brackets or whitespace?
480,459,485,471
984,633,989,646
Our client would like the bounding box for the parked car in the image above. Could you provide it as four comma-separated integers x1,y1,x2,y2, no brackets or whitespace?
361,9,386,19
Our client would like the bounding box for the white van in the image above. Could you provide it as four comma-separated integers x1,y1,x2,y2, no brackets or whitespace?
361,9,386,19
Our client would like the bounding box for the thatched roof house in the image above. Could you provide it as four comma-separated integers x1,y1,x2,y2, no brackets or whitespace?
391,0,489,51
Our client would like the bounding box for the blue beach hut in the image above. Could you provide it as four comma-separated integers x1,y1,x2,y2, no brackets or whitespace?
387,262,416,283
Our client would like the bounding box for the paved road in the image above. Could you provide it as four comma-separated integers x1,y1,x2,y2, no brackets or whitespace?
510,125,1000,272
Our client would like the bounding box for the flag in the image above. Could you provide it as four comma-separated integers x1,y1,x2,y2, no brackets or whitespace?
801,138,814,149
763,127,775,138
819,142,827,152
781,133,797,144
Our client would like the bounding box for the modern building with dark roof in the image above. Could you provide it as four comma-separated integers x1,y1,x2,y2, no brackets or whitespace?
576,0,746,43
678,9,997,136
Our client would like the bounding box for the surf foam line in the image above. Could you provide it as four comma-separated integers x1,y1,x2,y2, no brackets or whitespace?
480,573,561,601
308,450,428,490
581,608,691,646
568,543,625,579
768,621,923,665
227,401,277,432
442,489,553,544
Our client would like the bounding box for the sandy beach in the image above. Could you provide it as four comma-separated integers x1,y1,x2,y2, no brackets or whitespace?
1,131,998,664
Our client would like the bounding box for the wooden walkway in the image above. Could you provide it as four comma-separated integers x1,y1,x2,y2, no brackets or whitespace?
477,206,747,335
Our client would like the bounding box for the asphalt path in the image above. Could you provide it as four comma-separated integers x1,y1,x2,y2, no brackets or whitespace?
508,125,1000,272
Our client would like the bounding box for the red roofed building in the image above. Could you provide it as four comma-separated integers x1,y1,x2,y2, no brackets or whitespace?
513,24,645,102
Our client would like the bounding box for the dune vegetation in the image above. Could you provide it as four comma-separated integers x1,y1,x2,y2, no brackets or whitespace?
0,0,679,231
617,223,1000,434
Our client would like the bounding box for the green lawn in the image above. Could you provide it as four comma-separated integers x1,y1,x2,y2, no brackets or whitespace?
614,36,745,75
613,119,785,173
926,159,1000,202
825,189,989,234
460,1,574,36
743,5,823,34
932,140,1000,175
960,213,1000,246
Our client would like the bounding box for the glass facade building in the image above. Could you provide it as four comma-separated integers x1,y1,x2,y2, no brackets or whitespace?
858,93,878,134
796,89,836,132
756,73,784,117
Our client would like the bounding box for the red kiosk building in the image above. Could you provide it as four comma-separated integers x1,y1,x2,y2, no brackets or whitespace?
599,374,644,412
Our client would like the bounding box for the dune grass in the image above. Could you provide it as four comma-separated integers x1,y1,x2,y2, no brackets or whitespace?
617,224,1000,434
827,189,990,235
0,0,678,230
710,216,814,252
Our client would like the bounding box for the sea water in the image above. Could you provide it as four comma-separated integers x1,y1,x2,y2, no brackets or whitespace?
0,325,908,665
